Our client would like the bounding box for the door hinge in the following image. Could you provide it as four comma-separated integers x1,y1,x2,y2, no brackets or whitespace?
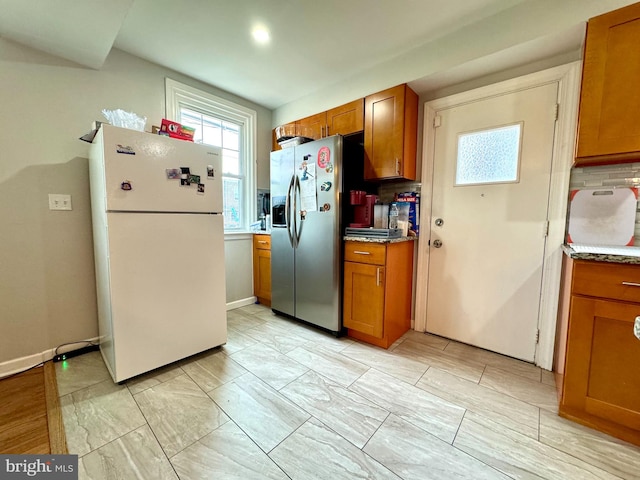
543,220,549,237
535,329,540,344
434,115,442,128
554,103,559,121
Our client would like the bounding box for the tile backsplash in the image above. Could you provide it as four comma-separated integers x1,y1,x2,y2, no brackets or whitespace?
569,162,640,244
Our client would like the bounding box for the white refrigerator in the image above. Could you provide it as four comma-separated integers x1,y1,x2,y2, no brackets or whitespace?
89,124,227,383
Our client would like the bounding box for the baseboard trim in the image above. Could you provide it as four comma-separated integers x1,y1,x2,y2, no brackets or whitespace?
227,297,257,311
0,337,100,379
1,300,260,378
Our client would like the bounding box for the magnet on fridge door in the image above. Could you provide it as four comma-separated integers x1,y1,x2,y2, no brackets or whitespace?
321,181,332,192
166,168,180,179
180,178,191,186
116,144,135,155
207,165,215,178
189,174,201,184
121,180,132,190
322,203,331,212
197,183,205,194
180,167,190,174
325,163,333,173
317,146,330,168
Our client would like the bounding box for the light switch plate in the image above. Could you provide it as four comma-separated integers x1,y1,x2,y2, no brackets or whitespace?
48,194,72,211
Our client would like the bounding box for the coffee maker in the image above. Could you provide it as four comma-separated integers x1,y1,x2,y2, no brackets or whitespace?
349,190,378,228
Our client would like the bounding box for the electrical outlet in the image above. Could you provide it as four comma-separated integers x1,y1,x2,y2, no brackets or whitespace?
48,194,72,211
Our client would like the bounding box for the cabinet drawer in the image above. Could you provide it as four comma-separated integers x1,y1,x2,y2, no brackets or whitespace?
253,234,271,250
344,242,386,265
573,260,640,303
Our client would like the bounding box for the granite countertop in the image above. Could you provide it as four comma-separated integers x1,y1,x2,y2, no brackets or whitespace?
562,244,640,265
344,235,418,244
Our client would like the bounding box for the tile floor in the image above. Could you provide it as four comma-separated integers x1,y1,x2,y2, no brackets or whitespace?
56,304,640,479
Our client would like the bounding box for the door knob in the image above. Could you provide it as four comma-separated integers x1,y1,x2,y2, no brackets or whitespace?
435,218,444,227
433,239,443,248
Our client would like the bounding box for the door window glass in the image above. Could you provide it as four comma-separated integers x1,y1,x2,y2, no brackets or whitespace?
455,123,522,186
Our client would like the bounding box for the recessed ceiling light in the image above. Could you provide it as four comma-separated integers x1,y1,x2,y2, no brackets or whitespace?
252,27,270,44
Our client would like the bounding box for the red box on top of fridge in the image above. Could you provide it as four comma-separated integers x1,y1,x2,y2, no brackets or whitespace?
160,119,195,142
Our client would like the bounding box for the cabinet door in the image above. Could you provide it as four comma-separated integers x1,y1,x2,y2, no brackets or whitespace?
576,3,640,163
343,262,385,338
563,296,640,429
364,84,417,180
327,99,364,136
297,112,327,140
253,248,271,302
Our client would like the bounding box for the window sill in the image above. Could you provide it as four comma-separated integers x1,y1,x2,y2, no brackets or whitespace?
224,232,254,241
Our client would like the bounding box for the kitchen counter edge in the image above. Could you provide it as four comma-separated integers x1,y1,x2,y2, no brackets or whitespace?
562,244,640,265
344,235,418,244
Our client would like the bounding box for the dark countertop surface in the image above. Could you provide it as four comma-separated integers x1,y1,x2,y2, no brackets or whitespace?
562,244,640,265
344,235,418,244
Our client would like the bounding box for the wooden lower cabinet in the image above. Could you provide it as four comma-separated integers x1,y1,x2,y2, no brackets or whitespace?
343,240,413,348
253,234,271,306
560,259,640,446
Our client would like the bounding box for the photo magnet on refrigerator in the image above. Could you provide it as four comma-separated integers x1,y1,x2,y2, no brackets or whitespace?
197,183,205,193
207,165,215,178
180,167,190,174
317,146,330,168
189,174,201,184
166,168,180,179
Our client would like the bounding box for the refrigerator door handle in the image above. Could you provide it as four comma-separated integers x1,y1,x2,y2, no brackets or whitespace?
285,175,295,247
294,174,303,246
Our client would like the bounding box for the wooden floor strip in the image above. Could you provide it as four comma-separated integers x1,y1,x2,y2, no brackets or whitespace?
0,362,67,454
44,361,67,454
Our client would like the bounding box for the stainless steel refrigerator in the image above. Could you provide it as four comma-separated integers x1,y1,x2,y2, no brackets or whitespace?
270,136,343,334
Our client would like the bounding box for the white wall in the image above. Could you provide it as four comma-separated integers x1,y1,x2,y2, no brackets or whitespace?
0,39,271,365
271,0,633,127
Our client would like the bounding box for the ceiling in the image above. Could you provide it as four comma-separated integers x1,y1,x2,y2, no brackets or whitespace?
0,0,637,110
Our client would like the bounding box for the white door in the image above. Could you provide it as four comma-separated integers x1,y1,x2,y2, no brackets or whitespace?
426,82,558,362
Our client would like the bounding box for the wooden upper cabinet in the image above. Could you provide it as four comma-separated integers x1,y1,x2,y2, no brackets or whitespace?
576,2,640,165
296,112,327,140
271,99,365,151
326,98,364,136
364,84,418,181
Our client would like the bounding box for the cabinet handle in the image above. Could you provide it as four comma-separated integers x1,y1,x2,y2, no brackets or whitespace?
321,126,325,138
376,267,381,286
353,251,370,255
622,282,640,287
396,158,401,175
258,241,268,244
326,125,330,136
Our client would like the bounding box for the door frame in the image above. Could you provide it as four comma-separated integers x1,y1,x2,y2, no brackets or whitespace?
414,62,582,370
